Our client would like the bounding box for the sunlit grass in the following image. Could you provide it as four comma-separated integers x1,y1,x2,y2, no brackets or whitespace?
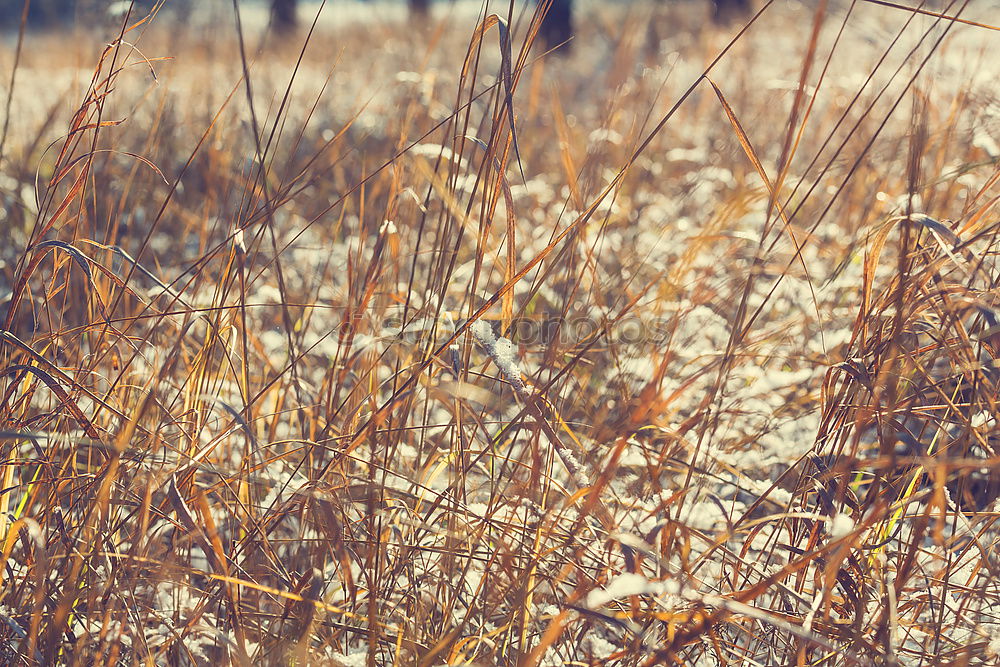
0,0,998,664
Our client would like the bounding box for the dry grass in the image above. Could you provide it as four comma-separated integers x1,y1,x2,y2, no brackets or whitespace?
0,0,999,664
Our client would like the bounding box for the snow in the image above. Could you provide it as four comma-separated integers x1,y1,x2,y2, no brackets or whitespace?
586,573,680,608
828,513,855,539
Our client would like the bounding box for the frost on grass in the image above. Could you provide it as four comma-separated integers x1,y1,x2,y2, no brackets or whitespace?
470,317,527,394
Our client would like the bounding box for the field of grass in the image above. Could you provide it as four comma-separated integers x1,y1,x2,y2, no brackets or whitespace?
0,0,999,664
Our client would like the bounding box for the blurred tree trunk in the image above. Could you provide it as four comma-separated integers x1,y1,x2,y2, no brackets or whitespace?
409,0,430,17
712,0,750,23
271,0,297,32
539,0,571,51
